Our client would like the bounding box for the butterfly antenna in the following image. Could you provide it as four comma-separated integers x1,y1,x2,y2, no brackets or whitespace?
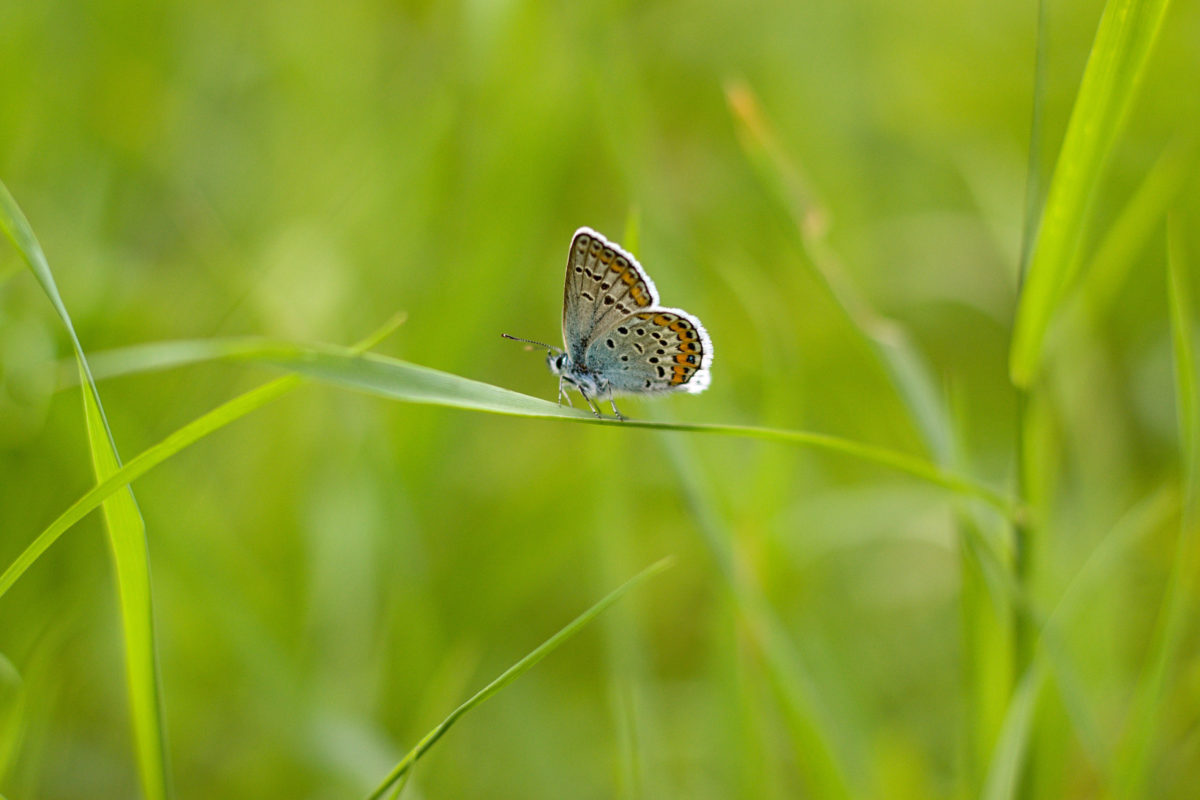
501,333,562,354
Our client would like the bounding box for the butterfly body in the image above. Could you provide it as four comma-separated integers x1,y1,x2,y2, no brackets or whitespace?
513,227,712,419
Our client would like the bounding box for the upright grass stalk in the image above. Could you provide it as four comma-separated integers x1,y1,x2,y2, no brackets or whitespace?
1009,0,1174,387
1008,4,1050,791
1110,215,1200,798
1004,1,1173,796
0,180,168,800
727,79,1019,794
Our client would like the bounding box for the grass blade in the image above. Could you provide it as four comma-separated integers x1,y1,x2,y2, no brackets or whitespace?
70,338,1016,511
0,317,406,601
1009,0,1173,386
1109,215,1200,798
1078,136,1199,319
1,179,168,800
661,432,858,799
80,362,169,800
264,349,1012,512
0,653,23,782
5,333,1012,606
365,557,674,800
980,666,1043,800
726,80,953,465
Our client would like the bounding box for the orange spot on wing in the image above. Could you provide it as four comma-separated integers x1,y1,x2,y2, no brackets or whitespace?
669,320,689,333
679,342,700,355
653,314,673,326
622,271,637,286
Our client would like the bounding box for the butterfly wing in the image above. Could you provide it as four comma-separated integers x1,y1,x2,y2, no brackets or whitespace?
583,307,713,396
562,227,660,362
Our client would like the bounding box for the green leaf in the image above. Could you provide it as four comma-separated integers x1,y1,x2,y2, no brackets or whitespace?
1009,0,1174,386
1110,215,1200,798
726,80,954,465
80,362,169,800
0,653,24,782
1078,136,1199,319
366,558,674,800
980,667,1043,800
90,337,1014,510
4,332,1013,611
0,316,407,603
1,179,169,800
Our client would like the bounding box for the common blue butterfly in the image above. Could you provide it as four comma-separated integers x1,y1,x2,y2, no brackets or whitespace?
505,227,712,419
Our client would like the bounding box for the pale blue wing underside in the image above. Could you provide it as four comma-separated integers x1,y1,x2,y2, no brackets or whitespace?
583,306,713,396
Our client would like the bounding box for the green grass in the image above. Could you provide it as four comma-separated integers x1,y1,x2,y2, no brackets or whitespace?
1,0,1198,797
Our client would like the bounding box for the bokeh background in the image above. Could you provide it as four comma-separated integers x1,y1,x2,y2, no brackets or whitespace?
2,0,1199,798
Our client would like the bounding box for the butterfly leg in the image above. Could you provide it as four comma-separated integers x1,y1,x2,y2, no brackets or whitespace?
608,398,627,421
557,376,574,408
579,389,603,418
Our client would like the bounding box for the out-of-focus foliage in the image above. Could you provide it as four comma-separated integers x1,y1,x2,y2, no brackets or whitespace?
1,0,1197,797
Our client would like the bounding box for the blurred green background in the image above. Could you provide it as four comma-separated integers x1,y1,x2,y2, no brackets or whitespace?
2,0,1199,798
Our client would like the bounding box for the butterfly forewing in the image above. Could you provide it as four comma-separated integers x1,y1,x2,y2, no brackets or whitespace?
562,228,659,362
583,307,713,395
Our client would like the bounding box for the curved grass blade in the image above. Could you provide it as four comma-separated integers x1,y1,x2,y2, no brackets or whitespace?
725,80,953,466
1009,0,1174,386
262,348,1013,512
67,338,1016,512
0,316,405,601
3,332,1013,605
0,179,168,800
366,557,674,800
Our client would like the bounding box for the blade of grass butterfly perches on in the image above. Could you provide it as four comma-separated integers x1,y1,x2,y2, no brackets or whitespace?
36,337,1016,516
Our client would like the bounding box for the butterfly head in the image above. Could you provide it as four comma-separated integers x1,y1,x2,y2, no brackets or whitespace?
547,351,569,377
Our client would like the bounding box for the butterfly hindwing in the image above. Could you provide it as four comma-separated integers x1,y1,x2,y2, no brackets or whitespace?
562,228,659,363
583,307,712,395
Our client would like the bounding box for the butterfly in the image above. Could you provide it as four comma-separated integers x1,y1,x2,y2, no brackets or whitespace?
505,227,712,420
